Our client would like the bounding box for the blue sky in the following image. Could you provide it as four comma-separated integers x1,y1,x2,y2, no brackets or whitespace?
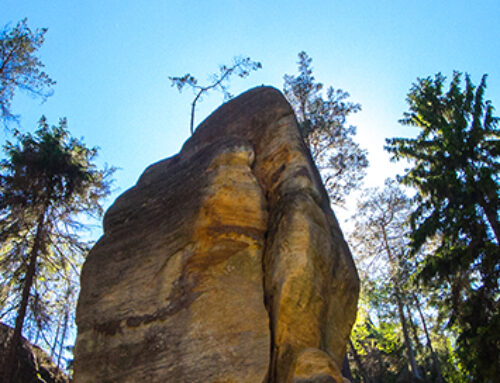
3,0,500,224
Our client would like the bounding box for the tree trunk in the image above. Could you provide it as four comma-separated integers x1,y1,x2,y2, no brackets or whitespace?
190,91,202,135
394,289,422,382
413,291,443,383
480,200,500,244
406,305,424,356
50,314,62,358
380,224,422,382
342,353,353,382
349,339,371,383
56,309,69,369
2,210,46,383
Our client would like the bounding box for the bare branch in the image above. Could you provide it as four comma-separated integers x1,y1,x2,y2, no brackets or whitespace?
169,56,261,134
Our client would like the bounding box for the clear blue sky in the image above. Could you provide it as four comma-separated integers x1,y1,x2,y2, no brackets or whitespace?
3,0,500,223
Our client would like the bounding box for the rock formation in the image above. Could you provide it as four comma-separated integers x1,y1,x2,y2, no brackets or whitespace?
74,86,359,383
0,323,69,383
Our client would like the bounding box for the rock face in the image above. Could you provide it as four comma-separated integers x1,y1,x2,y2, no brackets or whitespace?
74,86,359,383
0,324,69,383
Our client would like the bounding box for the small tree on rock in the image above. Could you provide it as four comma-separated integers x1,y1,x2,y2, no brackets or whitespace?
170,56,261,135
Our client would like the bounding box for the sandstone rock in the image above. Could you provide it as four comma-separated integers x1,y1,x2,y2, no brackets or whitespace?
74,86,359,383
0,323,69,383
290,348,344,383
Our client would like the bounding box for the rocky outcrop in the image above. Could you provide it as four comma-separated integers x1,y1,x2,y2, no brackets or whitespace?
0,324,69,383
74,86,359,383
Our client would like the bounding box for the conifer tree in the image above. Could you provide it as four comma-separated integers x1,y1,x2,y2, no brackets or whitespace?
0,117,114,382
386,72,500,381
283,51,368,205
0,19,55,123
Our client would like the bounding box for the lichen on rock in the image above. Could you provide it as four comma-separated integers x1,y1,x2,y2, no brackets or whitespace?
74,86,359,383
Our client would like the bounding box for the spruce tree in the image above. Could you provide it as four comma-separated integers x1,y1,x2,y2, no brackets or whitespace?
0,117,113,382
385,72,500,381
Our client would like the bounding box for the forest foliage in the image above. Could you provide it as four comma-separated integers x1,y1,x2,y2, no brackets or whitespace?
348,72,499,383
383,72,499,382
284,52,499,382
0,118,114,382
0,19,55,124
0,19,113,382
0,17,498,383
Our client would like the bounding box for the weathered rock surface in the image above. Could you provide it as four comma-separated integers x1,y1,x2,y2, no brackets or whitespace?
0,323,69,383
74,86,359,383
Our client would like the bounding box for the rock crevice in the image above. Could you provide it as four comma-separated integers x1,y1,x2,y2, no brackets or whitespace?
74,86,359,383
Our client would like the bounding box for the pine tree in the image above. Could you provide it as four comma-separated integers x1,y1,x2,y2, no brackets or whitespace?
283,51,368,205
0,19,55,123
385,72,500,381
0,117,114,382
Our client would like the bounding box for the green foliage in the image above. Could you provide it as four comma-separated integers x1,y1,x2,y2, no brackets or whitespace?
0,117,114,379
0,19,55,123
385,72,500,381
169,56,261,134
349,179,425,381
347,178,477,382
349,305,407,383
283,51,368,205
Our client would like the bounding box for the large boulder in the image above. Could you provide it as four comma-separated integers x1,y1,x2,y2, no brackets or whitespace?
74,86,359,383
0,323,69,383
